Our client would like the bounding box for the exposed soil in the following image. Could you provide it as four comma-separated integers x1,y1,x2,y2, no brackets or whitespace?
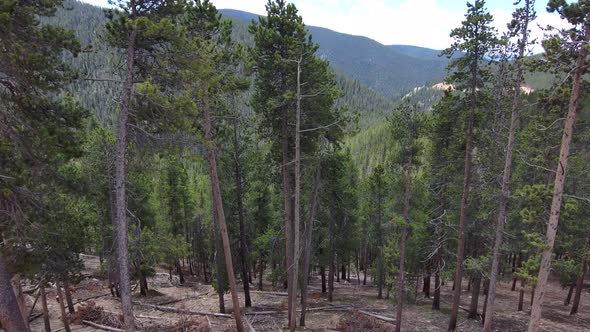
24,255,590,331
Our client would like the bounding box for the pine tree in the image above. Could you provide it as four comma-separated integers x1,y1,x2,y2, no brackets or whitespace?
528,2,590,331
441,1,498,329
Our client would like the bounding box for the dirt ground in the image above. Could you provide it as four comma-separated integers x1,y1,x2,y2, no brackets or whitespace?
24,254,590,331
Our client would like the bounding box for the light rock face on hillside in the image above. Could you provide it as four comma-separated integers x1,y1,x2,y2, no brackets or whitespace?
431,82,534,94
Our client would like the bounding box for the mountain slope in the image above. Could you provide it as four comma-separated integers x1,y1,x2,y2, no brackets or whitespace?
219,9,451,99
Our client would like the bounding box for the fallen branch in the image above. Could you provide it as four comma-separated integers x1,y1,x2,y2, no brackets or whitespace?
28,312,43,322
358,310,395,324
133,301,233,318
157,293,204,306
73,292,111,305
250,290,288,296
81,320,124,332
246,317,257,332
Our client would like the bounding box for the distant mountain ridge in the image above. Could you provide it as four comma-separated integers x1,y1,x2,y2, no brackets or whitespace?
219,9,451,99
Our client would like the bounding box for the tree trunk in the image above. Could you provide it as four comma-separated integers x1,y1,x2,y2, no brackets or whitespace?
518,280,525,311
570,261,587,315
512,253,522,291
232,117,251,308
300,167,321,327
63,278,75,314
528,25,589,332
56,282,71,332
176,259,185,284
328,191,336,302
483,3,531,330
396,153,413,332
289,61,303,331
0,255,27,332
114,27,137,332
468,277,481,319
40,284,51,332
424,276,431,298
448,53,478,332
433,264,441,310
321,266,327,293
531,286,535,306
203,95,243,332
565,282,575,305
139,269,148,296
258,259,264,291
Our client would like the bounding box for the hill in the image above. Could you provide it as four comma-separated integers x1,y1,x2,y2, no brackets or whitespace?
219,9,451,99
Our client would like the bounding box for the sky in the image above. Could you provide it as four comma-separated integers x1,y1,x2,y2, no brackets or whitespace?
80,0,571,51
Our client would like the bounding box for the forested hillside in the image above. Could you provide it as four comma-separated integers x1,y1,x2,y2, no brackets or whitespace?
2,0,590,332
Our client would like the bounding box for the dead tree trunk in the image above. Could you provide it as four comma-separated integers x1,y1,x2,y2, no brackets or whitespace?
114,27,138,332
203,94,244,332
0,256,27,332
63,278,75,314
40,283,51,332
56,282,71,332
528,23,589,332
328,191,336,302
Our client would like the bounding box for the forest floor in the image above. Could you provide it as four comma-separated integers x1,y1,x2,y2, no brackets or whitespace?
25,254,590,331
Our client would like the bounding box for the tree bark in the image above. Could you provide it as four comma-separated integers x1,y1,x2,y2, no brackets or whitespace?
114,27,137,332
289,58,303,331
203,94,244,332
468,277,481,319
570,260,587,315
300,167,321,327
565,282,575,305
232,117,251,308
528,24,589,332
40,284,51,332
396,153,413,332
56,282,71,332
0,256,27,332
518,280,525,311
63,278,75,314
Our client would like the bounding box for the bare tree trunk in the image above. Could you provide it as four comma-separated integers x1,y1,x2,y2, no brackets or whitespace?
258,259,264,291
328,191,336,302
528,25,589,332
289,58,303,331
518,280,525,311
40,283,51,332
281,105,294,330
114,27,138,332
232,117,251,308
63,278,75,314
321,265,327,293
396,154,413,332
565,282,575,305
468,277,481,319
483,3,531,330
300,167,321,327
0,255,26,332
448,54,478,332
570,260,587,315
212,210,226,314
203,95,244,332
433,184,445,311
56,282,71,332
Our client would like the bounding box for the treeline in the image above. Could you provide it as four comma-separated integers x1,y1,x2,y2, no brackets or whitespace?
1,1,590,332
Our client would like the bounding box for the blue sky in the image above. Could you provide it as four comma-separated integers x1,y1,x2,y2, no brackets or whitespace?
80,0,570,50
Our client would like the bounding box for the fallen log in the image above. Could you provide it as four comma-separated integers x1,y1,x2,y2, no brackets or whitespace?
358,310,395,324
81,320,124,332
157,293,204,306
132,301,233,318
250,290,288,296
73,292,111,305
